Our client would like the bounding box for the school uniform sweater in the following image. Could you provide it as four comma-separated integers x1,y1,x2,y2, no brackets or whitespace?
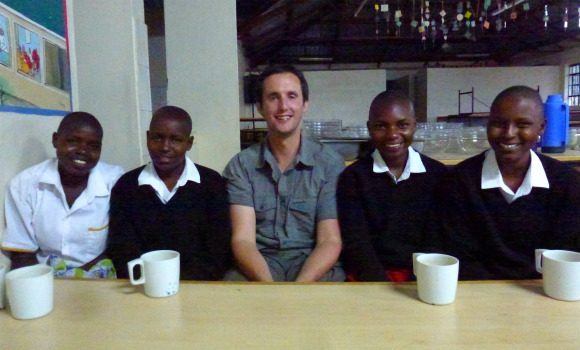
337,153,448,281
107,165,232,280
439,152,580,280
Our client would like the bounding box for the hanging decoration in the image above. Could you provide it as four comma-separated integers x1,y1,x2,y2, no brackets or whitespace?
419,1,427,49
482,0,491,29
394,0,403,37
374,2,381,36
563,6,568,31
495,1,503,32
543,4,549,30
358,0,578,56
464,1,474,39
522,0,530,19
381,2,391,35
441,0,450,50
411,0,419,29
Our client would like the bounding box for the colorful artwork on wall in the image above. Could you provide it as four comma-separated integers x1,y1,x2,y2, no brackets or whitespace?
15,23,41,82
0,13,10,67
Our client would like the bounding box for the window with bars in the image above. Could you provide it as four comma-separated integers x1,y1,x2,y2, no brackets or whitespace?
569,63,580,108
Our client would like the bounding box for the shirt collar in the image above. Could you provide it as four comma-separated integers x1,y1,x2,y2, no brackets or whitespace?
39,158,110,197
481,149,549,202
372,147,426,182
257,135,315,169
138,156,200,191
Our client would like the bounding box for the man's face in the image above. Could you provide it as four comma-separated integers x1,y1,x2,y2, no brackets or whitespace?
147,117,193,177
487,96,544,166
53,125,102,178
259,72,309,138
367,102,416,165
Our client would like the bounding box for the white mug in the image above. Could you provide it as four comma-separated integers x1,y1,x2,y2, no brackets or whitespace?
5,264,54,320
413,253,459,305
128,250,180,298
0,263,7,309
535,249,580,302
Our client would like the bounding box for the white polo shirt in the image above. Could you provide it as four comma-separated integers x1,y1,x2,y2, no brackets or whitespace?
481,149,550,204
372,147,427,183
137,156,200,204
2,158,124,267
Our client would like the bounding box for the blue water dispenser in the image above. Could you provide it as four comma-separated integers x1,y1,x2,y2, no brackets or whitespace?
542,94,569,153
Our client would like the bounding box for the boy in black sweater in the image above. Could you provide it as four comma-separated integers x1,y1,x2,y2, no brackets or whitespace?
107,106,231,280
438,86,580,279
337,91,447,281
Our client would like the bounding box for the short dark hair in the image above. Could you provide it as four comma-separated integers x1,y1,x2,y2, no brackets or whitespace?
368,90,415,120
491,86,544,118
57,111,103,138
150,105,193,135
256,65,309,104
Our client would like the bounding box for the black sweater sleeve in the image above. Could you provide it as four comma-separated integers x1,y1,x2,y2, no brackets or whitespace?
337,164,387,281
436,157,495,280
107,169,144,279
180,168,232,280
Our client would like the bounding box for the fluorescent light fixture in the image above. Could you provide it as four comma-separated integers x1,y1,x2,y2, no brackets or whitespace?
491,0,526,16
456,53,491,58
298,57,334,62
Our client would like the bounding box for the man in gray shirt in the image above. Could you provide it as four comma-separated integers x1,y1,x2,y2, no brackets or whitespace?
223,65,345,282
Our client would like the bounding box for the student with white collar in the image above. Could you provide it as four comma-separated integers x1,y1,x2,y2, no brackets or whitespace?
438,86,580,280
1,112,124,278
106,106,231,280
337,91,447,282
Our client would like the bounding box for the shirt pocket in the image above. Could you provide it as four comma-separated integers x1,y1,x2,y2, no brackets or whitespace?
287,197,316,235
254,195,277,229
83,221,109,257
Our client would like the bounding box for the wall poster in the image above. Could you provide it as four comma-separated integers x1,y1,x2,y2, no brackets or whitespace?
0,13,10,67
44,39,68,91
15,23,40,82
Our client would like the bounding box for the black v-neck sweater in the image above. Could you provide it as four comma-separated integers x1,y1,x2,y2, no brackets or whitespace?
107,165,231,280
438,152,580,280
337,153,448,281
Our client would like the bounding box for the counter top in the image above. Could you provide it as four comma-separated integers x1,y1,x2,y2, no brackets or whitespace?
1,279,579,349
431,149,580,165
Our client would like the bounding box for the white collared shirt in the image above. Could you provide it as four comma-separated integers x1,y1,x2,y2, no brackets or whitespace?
372,147,426,184
138,156,200,204
2,158,124,267
481,149,550,204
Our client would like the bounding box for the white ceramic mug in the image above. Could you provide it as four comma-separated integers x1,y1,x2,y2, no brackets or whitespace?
535,249,580,302
0,263,7,309
413,253,459,305
5,264,54,320
128,250,180,298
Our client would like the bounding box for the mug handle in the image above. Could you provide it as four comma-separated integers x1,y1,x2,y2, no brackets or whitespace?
535,249,547,274
127,258,145,285
412,253,424,276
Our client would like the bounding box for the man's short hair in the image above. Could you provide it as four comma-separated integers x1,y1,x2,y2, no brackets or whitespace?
57,111,103,138
368,90,415,120
256,65,309,104
491,86,544,118
150,105,193,135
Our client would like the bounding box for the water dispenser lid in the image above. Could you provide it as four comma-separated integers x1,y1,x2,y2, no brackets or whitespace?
546,94,564,104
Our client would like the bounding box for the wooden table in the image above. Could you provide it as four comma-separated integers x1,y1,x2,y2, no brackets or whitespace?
1,280,579,349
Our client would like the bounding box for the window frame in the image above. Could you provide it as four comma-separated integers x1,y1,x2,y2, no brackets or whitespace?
568,63,580,108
